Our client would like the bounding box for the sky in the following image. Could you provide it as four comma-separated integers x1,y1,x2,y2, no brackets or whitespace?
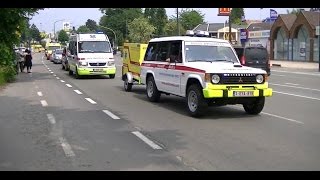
30,8,301,33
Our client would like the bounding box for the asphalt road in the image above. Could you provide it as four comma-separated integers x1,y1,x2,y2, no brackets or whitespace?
1,53,320,170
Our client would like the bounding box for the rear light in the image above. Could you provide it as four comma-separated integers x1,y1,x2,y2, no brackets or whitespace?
77,57,85,60
240,55,246,65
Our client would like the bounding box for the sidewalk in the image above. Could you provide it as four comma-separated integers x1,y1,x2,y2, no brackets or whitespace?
271,60,319,70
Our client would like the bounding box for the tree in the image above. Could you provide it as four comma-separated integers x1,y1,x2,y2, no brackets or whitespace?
58,30,69,44
30,24,41,43
144,8,168,36
77,25,91,33
287,8,301,15
164,19,185,36
178,9,205,30
99,8,143,45
85,19,98,31
128,17,155,43
230,8,245,25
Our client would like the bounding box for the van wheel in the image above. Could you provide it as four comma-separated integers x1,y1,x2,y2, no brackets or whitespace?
186,84,208,117
75,68,81,79
124,76,133,92
69,69,73,75
146,76,161,102
62,64,65,70
109,74,115,79
243,97,265,115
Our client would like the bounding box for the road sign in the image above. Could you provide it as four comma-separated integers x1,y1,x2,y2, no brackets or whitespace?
316,26,320,36
218,8,231,16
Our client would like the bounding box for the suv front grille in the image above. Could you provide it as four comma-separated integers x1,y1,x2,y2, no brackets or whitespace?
219,73,260,84
89,63,106,66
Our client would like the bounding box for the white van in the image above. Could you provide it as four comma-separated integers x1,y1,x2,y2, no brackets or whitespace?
67,33,116,79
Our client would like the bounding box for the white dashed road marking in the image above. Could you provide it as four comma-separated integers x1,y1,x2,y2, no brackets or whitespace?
66,84,72,88
103,110,120,120
285,83,299,86
85,98,97,104
53,74,57,76
273,90,320,101
270,83,320,92
56,77,60,79
261,112,304,124
74,90,83,95
50,72,54,74
37,91,43,97
132,131,162,150
40,100,48,107
60,80,65,83
59,137,75,157
46,114,56,124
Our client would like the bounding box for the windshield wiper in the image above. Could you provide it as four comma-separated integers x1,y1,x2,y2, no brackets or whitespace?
80,50,94,53
190,59,212,62
212,59,234,63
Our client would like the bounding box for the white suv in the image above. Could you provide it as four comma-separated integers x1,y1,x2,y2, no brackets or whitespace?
140,35,272,117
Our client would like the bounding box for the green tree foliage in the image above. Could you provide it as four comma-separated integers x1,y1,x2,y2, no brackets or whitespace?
164,19,186,36
30,24,41,43
0,8,43,82
58,30,69,44
144,8,168,36
85,19,98,31
286,8,301,15
77,25,91,33
230,8,245,25
99,8,143,45
179,9,205,30
128,17,155,43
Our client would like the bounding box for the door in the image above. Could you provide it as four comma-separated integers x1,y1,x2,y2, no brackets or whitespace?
166,41,182,95
68,41,78,71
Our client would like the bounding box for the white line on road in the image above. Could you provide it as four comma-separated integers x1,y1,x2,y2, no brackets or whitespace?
103,110,120,119
53,74,57,76
66,84,72,88
56,77,60,79
270,83,320,92
60,80,65,83
50,72,54,74
85,98,97,104
261,112,304,124
59,137,75,157
40,100,48,107
273,90,320,101
285,83,299,86
37,91,43,97
272,70,320,76
46,114,56,124
48,69,51,71
74,90,83,95
132,131,162,150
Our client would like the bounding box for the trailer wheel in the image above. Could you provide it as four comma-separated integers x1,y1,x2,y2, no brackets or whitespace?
124,75,133,92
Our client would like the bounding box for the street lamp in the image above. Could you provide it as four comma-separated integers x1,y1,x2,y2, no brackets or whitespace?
99,25,117,49
53,19,65,42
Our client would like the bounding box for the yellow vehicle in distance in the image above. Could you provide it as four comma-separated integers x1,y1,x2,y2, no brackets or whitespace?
45,42,62,60
121,43,148,91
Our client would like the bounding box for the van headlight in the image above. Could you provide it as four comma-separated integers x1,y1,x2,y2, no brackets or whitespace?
78,61,88,66
256,74,264,83
107,61,115,66
211,74,220,84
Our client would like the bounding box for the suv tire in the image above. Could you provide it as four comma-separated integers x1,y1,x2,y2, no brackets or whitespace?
243,97,265,115
186,84,208,117
146,76,161,102
124,76,133,92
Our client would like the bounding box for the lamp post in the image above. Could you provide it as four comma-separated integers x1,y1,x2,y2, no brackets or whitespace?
100,25,117,49
53,19,64,42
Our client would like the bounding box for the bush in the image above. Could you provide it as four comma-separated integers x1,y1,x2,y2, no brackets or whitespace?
0,65,16,85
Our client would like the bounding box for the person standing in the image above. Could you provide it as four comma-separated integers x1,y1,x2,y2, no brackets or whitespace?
24,49,33,73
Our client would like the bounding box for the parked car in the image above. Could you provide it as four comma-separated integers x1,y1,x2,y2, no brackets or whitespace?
52,49,64,64
61,47,69,71
233,45,270,76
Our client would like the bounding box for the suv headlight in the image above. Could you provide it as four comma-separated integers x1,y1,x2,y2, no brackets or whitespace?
107,61,115,66
78,61,88,66
211,74,220,84
256,74,264,83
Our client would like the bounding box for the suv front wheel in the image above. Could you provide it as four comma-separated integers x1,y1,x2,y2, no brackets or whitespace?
186,84,208,117
146,76,161,102
243,97,265,115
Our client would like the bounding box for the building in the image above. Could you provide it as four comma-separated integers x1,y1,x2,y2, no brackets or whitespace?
246,22,273,53
270,11,320,62
192,23,247,45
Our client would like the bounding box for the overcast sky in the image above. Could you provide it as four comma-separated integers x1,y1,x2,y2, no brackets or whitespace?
30,8,299,33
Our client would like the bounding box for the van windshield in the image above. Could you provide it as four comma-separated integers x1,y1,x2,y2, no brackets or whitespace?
185,45,238,63
78,41,111,53
48,46,61,51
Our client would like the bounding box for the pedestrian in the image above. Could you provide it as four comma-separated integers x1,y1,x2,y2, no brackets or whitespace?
24,49,33,73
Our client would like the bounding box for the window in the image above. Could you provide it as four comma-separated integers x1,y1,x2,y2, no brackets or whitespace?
168,41,182,63
78,41,112,53
68,41,76,55
156,42,170,61
145,42,158,61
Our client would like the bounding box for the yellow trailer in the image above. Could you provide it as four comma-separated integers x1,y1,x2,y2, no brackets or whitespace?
122,43,148,91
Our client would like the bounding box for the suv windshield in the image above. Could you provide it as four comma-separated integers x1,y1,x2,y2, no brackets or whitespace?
185,43,238,63
245,47,268,61
55,49,63,54
78,41,111,53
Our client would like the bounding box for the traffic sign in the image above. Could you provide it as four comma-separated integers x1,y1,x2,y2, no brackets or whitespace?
218,8,231,16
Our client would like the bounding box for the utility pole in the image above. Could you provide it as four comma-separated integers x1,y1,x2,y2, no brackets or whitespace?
177,8,180,36
228,8,232,43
